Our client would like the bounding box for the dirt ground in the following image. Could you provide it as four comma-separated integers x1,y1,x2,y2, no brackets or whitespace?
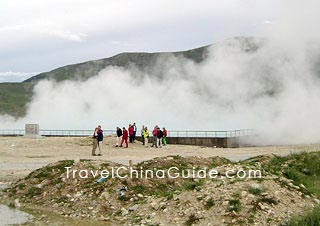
1,136,320,182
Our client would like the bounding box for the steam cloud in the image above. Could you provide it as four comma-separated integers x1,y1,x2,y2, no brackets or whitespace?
1,0,320,145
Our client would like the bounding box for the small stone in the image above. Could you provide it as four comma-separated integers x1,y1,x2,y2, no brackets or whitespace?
150,202,159,210
14,199,21,208
129,204,138,211
241,191,248,198
222,201,229,207
121,208,129,216
100,192,110,200
137,194,144,198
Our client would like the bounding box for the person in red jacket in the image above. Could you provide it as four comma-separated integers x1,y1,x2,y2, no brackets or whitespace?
162,127,167,146
128,124,134,143
120,127,128,148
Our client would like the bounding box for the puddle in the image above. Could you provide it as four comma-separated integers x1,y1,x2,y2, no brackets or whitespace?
0,183,33,225
0,205,33,225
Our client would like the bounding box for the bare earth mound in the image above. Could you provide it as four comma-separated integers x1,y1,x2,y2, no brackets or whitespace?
2,154,320,226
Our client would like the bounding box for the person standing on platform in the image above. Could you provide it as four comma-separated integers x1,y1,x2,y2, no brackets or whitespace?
151,125,158,147
128,124,134,143
162,127,167,145
141,125,145,145
92,127,99,156
120,127,129,148
97,125,103,156
133,122,137,142
144,127,149,147
116,127,122,147
156,127,163,148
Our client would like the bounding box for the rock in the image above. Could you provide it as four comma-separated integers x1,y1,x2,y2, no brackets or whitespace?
241,191,248,198
258,203,266,210
14,198,21,208
247,194,255,200
100,192,110,200
159,202,166,209
121,208,129,216
314,198,320,204
129,205,138,211
150,202,159,210
222,201,229,207
137,194,144,198
163,208,168,213
300,184,306,189
261,193,269,196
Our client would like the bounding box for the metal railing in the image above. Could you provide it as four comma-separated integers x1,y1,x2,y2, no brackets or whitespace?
167,129,255,138
0,129,255,138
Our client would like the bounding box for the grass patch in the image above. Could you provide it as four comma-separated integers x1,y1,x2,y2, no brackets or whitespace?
227,199,241,212
285,205,320,226
204,198,215,209
248,187,262,196
26,186,42,197
184,180,204,191
185,214,201,226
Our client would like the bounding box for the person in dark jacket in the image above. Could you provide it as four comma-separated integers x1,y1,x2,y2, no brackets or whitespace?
120,127,129,148
133,122,137,142
116,127,122,147
97,125,103,156
156,127,163,148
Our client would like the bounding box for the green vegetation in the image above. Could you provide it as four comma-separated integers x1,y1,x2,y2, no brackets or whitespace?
263,152,320,198
0,82,33,117
261,152,320,226
227,199,241,212
204,198,215,209
185,214,201,226
26,186,42,197
248,187,262,196
0,45,210,118
286,206,320,226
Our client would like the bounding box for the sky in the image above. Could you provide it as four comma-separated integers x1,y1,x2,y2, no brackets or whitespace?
0,0,279,82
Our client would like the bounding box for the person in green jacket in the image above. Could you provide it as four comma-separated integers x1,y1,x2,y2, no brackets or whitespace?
143,127,149,147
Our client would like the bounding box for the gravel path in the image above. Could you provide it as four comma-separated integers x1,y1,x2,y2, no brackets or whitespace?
1,136,319,182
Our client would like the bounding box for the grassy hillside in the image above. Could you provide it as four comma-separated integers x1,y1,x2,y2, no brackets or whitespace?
0,82,33,118
0,37,261,118
0,45,210,118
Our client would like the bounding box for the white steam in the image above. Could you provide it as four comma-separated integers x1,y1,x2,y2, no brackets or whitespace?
1,0,320,145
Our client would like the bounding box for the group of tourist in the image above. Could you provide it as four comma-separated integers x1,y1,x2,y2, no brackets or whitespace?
91,124,168,155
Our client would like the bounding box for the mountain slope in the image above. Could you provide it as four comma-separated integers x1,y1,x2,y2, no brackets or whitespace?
0,37,261,118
